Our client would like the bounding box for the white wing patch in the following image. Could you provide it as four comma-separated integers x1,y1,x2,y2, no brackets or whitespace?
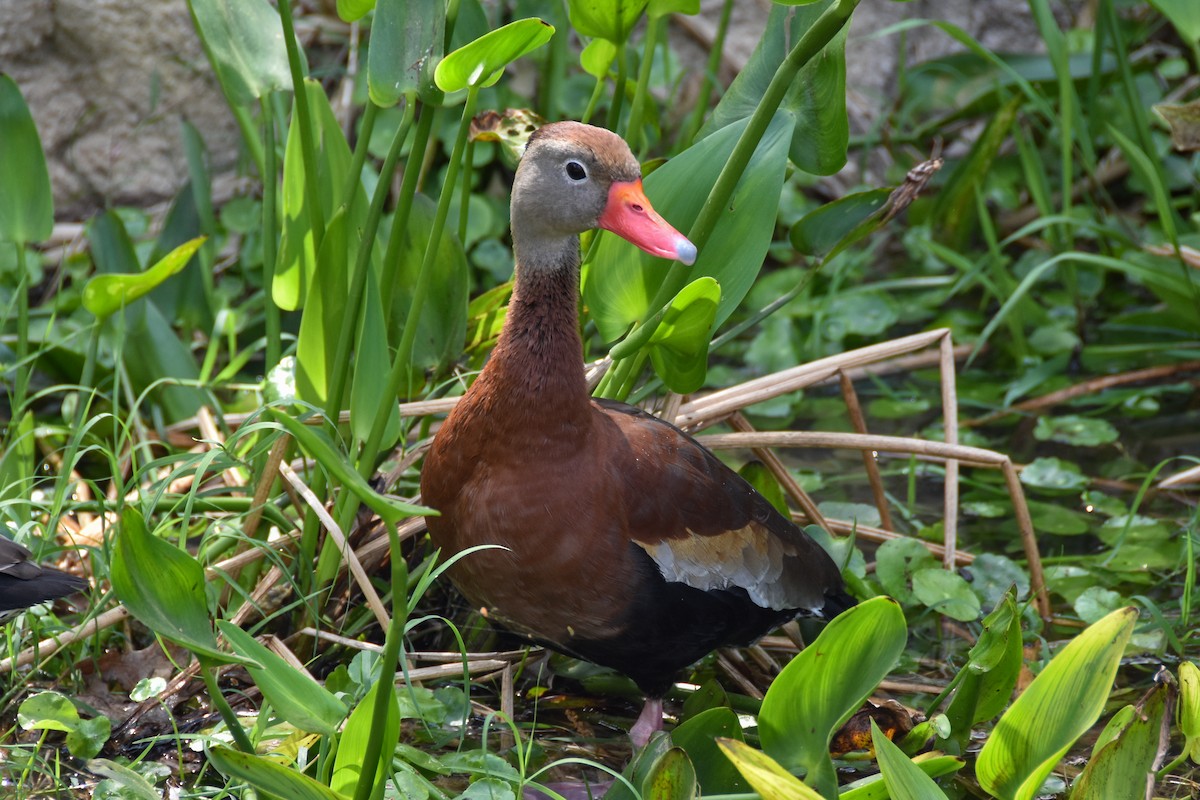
636,525,817,611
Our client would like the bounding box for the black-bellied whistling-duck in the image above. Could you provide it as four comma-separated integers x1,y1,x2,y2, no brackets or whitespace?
0,536,87,624
421,121,852,745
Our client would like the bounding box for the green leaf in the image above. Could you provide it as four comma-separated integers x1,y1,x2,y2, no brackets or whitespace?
368,0,443,106
217,622,348,737
66,715,111,760
911,569,981,622
871,720,950,800
434,18,555,93
1073,586,1125,624
567,0,648,42
350,269,402,449
82,237,206,319
716,738,825,800
976,607,1137,800
838,753,964,800
0,411,35,506
1033,415,1120,447
874,538,937,604
269,409,432,524
1019,457,1089,493
648,0,699,17
111,507,252,666
645,277,720,394
185,0,293,104
18,691,80,734
0,75,53,243
1149,0,1200,43
580,38,618,78
296,207,350,406
790,189,891,258
1179,662,1200,739
584,113,792,342
86,758,162,800
642,747,698,800
331,679,400,797
337,0,374,22
701,2,848,175
943,594,1023,750
670,707,747,795
758,597,908,796
1070,679,1171,799
209,745,350,800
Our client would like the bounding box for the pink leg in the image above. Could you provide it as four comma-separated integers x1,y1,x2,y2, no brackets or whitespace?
629,697,664,748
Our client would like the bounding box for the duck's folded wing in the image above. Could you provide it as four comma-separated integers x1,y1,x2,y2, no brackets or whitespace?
594,399,844,613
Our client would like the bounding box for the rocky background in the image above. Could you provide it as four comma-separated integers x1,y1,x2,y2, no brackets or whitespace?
0,0,1050,221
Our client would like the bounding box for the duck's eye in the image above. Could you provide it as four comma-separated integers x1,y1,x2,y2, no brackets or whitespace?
565,161,587,181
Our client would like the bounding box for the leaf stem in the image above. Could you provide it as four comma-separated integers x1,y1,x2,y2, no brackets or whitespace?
198,658,255,754
259,95,281,369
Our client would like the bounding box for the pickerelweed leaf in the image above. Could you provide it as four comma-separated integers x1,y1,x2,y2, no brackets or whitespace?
1069,678,1173,799
759,597,907,796
330,680,400,797
871,720,951,800
0,75,53,244
368,0,443,106
790,189,890,258
209,745,349,800
82,237,206,319
580,38,618,78
645,276,720,394
717,738,826,800
185,0,293,104
110,507,255,666
671,707,747,795
976,606,1137,800
567,0,648,42
641,747,698,800
217,622,348,737
434,18,555,93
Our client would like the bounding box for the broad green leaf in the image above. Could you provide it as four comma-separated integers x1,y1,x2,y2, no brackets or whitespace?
269,409,432,524
871,720,950,800
368,0,443,106
790,189,890,258
86,758,161,800
82,237,206,319
275,80,359,311
977,607,1137,800
580,38,618,78
584,113,792,342
943,593,1023,739
701,2,848,175
568,0,648,42
209,745,349,800
1033,415,1120,447
642,747,697,800
838,753,964,800
874,538,937,604
911,568,981,622
337,0,374,21
185,0,293,104
330,679,400,797
350,269,401,448
1180,662,1200,738
217,622,348,737
434,18,555,93
648,0,699,17
1149,0,1200,43
1070,679,1171,799
0,75,53,243
296,207,349,406
111,508,251,666
645,277,720,394
19,691,79,733
671,707,747,795
1020,457,1089,493
716,738,825,800
388,194,470,375
758,597,907,796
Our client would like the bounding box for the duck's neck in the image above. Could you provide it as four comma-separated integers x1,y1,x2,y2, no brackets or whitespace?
468,236,592,432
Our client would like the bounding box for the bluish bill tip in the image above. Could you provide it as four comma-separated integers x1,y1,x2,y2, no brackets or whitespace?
675,237,698,266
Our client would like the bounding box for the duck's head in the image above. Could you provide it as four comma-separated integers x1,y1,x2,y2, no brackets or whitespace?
511,121,697,267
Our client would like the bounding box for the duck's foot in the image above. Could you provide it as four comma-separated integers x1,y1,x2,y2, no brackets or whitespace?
629,697,664,748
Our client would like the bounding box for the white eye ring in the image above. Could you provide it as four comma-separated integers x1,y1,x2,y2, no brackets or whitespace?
565,161,587,181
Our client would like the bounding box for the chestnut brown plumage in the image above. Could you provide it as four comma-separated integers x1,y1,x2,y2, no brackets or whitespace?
421,121,851,745
0,536,87,624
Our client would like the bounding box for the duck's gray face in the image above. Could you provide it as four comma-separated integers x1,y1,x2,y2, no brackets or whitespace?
511,121,696,265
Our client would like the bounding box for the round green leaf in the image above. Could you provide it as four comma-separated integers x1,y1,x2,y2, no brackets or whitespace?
1019,457,1089,493
434,18,555,93
580,38,617,78
1033,415,1120,447
568,0,648,42
912,568,982,621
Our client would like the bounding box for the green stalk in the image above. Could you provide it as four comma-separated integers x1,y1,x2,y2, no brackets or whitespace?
602,0,861,399
351,520,407,800
13,245,29,413
358,86,480,477
323,98,416,421
680,0,733,150
625,15,663,155
198,658,255,753
259,95,281,369
276,0,325,248
606,39,628,131
582,72,607,124
381,103,439,321
459,138,475,244
342,101,380,218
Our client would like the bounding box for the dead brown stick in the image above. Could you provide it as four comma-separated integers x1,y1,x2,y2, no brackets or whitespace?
728,412,831,532
837,371,894,531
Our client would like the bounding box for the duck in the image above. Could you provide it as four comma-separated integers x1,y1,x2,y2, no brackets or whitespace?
420,121,851,745
0,536,87,624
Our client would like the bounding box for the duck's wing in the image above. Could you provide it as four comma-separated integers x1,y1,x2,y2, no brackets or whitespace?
0,537,87,615
594,399,848,615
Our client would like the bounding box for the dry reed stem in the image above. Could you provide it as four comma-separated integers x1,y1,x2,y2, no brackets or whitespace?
1159,463,1200,489
197,406,247,488
939,332,961,571
837,371,894,531
278,461,390,631
729,413,829,531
